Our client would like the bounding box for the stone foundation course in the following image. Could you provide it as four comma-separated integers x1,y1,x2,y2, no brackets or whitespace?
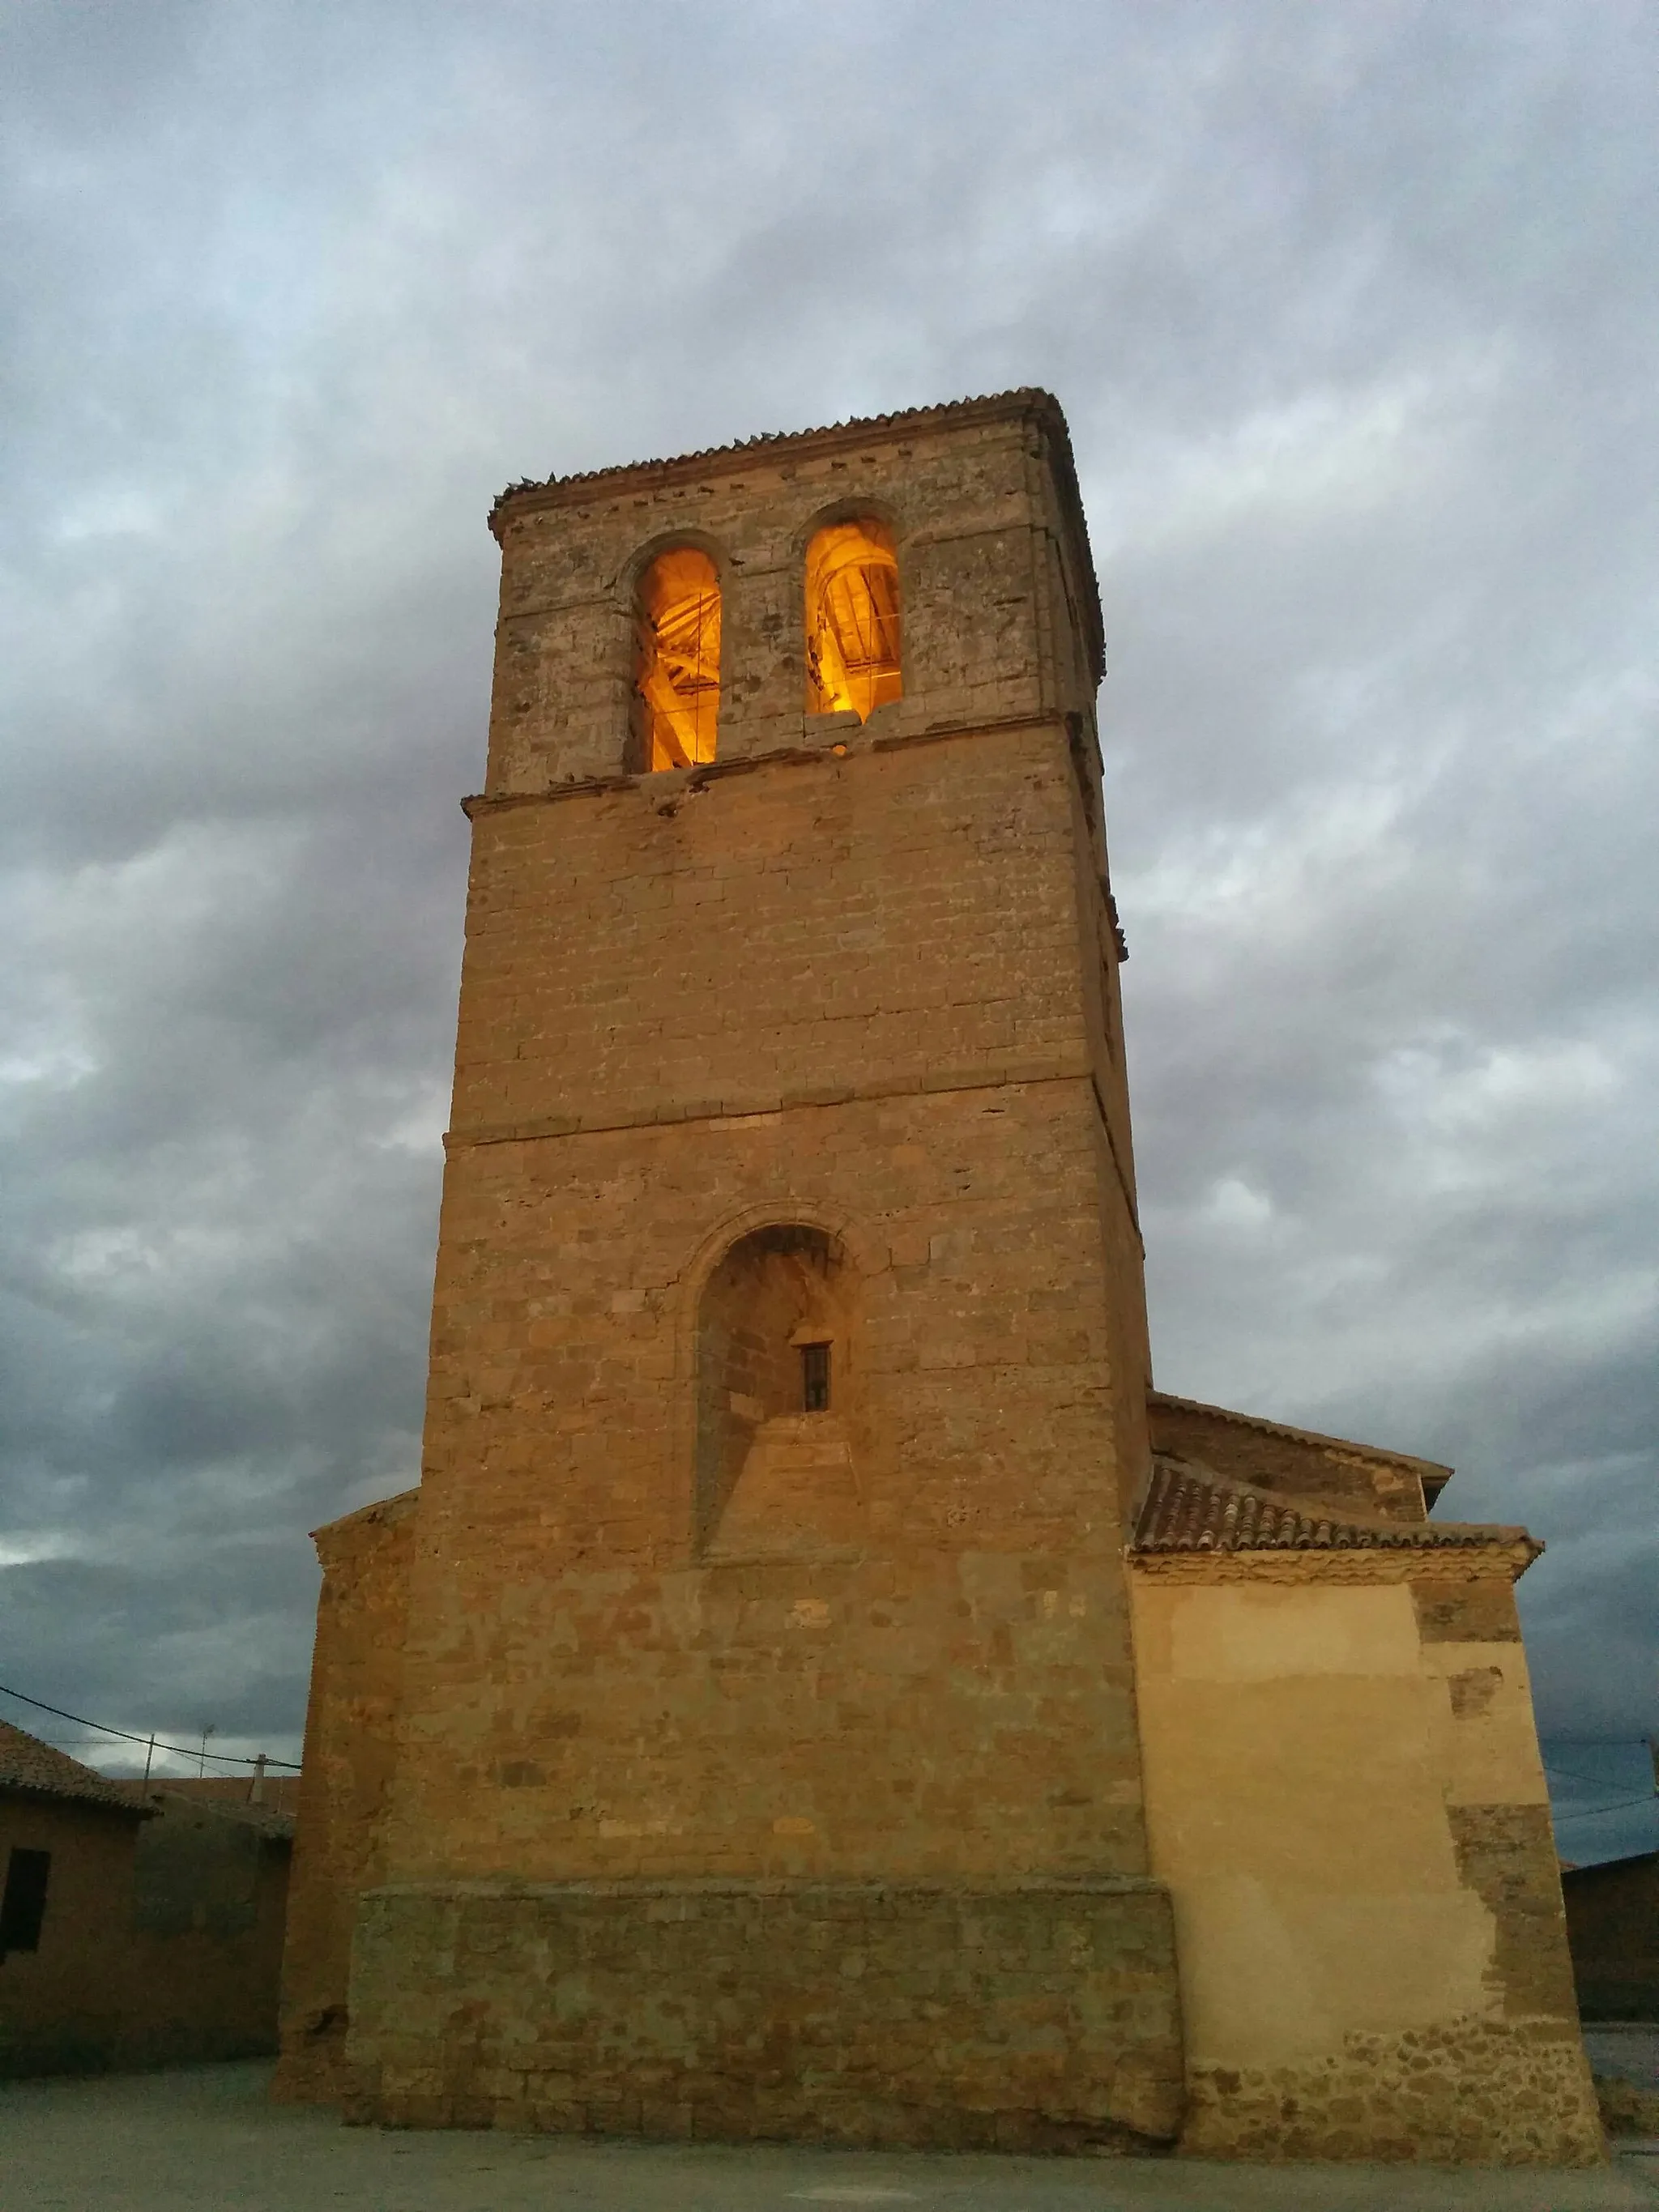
345,1875,1185,2150
1182,2018,1605,2166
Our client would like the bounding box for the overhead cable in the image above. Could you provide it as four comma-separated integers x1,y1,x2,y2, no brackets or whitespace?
0,1681,301,1771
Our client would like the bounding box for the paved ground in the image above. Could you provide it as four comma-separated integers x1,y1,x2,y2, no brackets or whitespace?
2,2062,1657,2212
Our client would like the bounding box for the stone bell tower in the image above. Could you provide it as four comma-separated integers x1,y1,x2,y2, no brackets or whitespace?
279,390,1603,2167
287,392,1186,2145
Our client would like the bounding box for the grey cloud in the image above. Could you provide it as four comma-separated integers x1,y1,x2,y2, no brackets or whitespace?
1,2,1653,1831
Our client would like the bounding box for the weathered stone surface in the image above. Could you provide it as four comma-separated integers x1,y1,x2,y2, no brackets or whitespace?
1414,1576,1526,1643
1449,1802,1584,2021
346,1877,1185,2149
1182,2017,1603,2165
272,1490,415,2104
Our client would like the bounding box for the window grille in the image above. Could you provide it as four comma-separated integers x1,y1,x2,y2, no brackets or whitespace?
800,1341,831,1413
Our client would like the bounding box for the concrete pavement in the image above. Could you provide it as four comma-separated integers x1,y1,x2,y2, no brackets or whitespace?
2,2061,1656,2211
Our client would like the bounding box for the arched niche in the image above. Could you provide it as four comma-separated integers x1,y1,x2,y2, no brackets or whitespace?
632,543,721,770
804,515,903,721
693,1223,861,1561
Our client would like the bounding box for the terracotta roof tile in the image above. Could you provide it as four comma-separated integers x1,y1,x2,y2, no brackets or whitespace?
0,1718,149,1814
1132,1455,1534,1556
139,1788,295,1843
1146,1389,1453,1490
488,387,1069,518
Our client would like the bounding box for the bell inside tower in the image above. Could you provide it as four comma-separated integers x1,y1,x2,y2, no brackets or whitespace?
634,544,721,769
805,516,902,721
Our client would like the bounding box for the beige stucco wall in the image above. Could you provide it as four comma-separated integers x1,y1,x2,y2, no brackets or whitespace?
1131,1558,1604,2163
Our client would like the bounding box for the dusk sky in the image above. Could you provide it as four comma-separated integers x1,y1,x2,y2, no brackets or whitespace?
2,1,1654,1858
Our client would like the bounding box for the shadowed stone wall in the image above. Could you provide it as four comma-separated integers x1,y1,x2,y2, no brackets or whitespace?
346,1877,1184,2150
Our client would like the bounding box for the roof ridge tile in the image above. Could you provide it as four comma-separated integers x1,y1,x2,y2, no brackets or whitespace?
1132,1454,1535,1558
0,1717,148,1814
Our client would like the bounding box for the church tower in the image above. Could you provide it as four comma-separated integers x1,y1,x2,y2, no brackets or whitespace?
339,392,1183,2142
278,392,1599,2166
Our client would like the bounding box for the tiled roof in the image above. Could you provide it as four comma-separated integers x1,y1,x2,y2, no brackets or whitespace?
1146,1389,1454,1494
0,1719,149,1815
488,387,1071,518
145,1773,303,1818
140,1788,296,1843
1132,1456,1533,1555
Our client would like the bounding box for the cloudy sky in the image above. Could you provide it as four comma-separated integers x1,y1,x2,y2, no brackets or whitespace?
2,1,1653,1853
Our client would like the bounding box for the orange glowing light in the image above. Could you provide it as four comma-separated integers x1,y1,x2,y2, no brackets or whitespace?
805,518,902,721
636,546,721,770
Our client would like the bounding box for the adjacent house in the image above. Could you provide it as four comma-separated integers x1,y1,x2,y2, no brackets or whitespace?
0,1719,293,2074
1564,1851,1659,2022
0,1720,151,2074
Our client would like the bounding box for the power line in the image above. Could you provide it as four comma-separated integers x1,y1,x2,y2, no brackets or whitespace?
1544,1756,1657,1792
0,1681,300,1771
1551,1794,1659,1820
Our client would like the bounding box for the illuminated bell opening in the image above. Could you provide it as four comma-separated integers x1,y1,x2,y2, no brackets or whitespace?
637,546,721,770
806,518,902,722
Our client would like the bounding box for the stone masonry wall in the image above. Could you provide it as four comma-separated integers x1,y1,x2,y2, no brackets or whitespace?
382,625,1155,1890
451,722,1100,1146
346,1877,1184,2150
384,1076,1150,1889
274,1490,416,2103
296,397,1174,2134
485,395,1102,796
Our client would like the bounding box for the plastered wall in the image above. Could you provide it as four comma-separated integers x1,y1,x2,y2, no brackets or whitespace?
1563,1852,1659,2022
0,1797,139,2073
1,1793,291,2078
1131,1559,1602,2163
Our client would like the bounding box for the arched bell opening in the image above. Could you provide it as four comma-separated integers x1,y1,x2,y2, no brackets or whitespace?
633,544,721,770
804,516,902,722
693,1224,861,1560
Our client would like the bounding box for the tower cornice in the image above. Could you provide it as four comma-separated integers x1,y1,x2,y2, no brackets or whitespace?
488,387,1105,685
